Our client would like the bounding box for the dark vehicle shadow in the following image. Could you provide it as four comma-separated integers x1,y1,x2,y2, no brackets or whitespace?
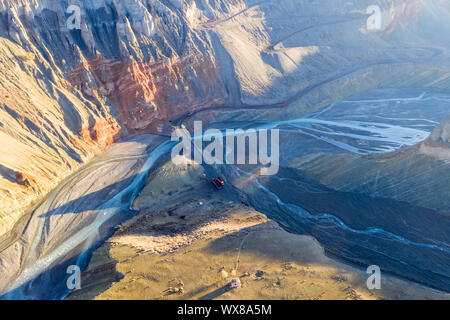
199,284,233,300
0,164,17,184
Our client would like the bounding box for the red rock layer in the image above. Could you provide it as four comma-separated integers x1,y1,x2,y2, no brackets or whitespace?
69,54,227,133
78,118,121,149
15,172,35,188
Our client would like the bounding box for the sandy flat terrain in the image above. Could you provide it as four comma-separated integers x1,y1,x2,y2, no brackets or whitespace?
68,157,449,300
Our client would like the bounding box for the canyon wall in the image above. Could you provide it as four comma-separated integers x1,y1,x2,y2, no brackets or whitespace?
69,54,226,133
1,0,450,237
0,37,121,236
0,0,230,237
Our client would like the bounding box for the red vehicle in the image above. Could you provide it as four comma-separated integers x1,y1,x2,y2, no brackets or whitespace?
276,101,289,108
212,177,225,190
207,18,218,23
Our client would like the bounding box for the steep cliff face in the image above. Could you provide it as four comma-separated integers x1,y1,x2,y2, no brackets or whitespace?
1,0,450,238
0,0,230,129
0,0,230,237
0,37,121,236
69,54,226,132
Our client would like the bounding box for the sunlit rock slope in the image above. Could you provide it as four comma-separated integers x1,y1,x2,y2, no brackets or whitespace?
1,0,450,238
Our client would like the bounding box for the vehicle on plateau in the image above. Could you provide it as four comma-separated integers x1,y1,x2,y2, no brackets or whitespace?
212,177,225,190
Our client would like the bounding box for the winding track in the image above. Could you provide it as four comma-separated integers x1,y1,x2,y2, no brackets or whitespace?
174,47,445,125
185,2,446,119
195,1,269,29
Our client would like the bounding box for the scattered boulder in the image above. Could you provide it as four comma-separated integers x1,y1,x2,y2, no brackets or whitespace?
15,172,33,187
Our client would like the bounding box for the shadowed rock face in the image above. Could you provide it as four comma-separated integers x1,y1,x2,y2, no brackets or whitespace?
0,0,229,236
0,37,123,236
69,55,226,132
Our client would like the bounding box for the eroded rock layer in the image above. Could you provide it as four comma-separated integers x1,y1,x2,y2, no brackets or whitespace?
69,54,226,132
1,0,450,238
